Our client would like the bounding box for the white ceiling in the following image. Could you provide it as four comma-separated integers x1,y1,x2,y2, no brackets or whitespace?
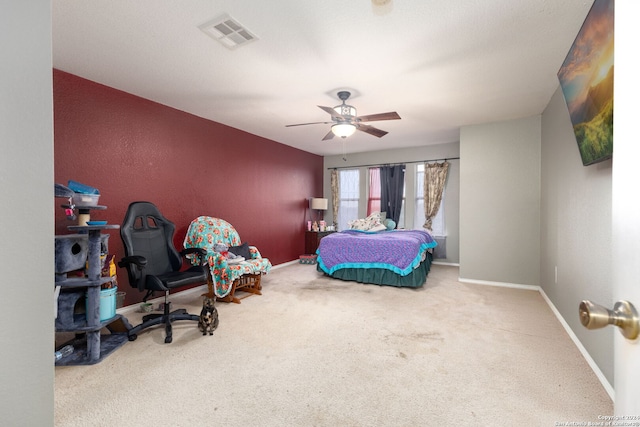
52,0,592,157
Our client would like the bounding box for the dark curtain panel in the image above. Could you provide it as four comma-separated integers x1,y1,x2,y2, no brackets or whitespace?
380,164,405,226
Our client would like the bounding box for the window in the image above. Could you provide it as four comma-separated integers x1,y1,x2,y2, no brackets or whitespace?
338,169,359,231
414,164,445,236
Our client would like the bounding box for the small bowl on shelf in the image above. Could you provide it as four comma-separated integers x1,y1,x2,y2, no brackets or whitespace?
86,220,107,226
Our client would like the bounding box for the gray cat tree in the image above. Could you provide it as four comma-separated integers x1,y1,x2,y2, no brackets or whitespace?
55,212,132,366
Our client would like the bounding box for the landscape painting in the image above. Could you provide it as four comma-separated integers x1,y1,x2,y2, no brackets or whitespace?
557,0,614,166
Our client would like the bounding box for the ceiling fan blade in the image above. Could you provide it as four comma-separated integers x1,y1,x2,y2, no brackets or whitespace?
285,121,332,127
356,123,388,138
356,112,401,122
318,105,344,120
322,130,335,141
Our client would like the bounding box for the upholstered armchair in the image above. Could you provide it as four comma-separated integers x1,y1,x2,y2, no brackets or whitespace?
183,216,271,304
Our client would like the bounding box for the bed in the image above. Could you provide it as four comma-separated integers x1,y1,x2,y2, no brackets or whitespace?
316,229,437,287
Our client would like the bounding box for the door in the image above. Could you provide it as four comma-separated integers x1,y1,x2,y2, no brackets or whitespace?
612,0,640,414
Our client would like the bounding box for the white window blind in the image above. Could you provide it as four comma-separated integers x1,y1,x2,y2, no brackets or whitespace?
338,169,359,231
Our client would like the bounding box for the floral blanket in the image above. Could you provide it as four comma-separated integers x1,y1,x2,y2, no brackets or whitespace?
317,229,436,276
183,216,271,298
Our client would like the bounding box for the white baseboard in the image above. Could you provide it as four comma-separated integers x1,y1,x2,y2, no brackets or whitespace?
271,259,299,269
458,276,539,291
432,261,460,267
538,287,615,401
459,276,614,402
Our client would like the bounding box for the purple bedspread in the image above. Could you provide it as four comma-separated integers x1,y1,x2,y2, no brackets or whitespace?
317,230,437,276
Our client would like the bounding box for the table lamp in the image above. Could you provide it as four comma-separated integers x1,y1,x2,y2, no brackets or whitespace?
310,197,328,222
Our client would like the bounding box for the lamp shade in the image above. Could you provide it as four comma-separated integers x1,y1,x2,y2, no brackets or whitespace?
310,198,328,210
331,123,356,138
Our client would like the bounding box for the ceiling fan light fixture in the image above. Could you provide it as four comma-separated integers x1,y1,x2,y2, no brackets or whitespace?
285,90,400,141
334,104,356,117
332,123,356,138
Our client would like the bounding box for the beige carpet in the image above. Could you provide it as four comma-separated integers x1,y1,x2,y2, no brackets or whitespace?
55,263,612,426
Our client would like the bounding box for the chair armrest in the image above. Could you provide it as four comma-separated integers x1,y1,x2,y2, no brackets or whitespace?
118,256,147,291
181,247,206,257
118,255,147,269
249,246,262,259
180,247,207,265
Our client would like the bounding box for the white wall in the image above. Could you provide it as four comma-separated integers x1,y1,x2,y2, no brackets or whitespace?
459,116,541,286
541,86,613,385
323,142,460,264
0,1,54,425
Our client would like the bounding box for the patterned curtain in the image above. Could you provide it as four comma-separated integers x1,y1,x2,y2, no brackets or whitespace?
330,169,339,230
423,161,449,231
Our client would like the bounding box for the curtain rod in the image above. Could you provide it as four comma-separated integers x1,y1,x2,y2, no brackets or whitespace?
327,157,459,170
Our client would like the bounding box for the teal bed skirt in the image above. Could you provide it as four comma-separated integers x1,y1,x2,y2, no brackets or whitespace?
316,251,433,288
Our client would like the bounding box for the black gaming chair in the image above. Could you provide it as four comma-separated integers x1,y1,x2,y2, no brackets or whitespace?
118,201,213,343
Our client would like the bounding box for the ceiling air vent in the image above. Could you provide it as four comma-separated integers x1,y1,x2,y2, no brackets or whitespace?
199,14,258,50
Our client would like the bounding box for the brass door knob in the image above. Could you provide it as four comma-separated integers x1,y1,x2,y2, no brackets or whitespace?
579,300,639,340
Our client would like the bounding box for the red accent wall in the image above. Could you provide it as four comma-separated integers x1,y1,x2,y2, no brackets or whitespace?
53,69,323,305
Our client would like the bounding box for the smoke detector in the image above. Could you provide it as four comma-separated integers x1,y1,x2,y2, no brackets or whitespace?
199,14,258,50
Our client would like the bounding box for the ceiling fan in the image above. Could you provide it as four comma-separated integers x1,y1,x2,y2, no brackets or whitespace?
285,91,401,141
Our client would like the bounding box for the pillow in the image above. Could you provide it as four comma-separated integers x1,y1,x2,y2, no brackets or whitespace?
229,242,251,259
348,212,385,231
348,218,368,230
383,218,396,230
369,223,387,232
366,211,383,223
